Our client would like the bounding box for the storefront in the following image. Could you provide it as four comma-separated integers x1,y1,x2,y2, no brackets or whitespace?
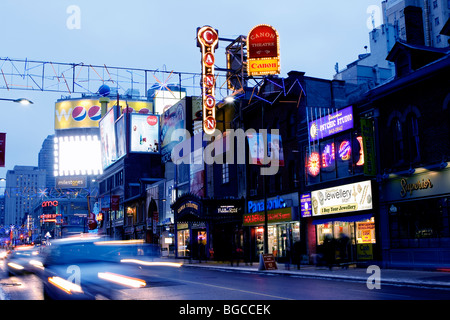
379,167,450,269
303,180,378,265
172,194,244,260
244,193,300,262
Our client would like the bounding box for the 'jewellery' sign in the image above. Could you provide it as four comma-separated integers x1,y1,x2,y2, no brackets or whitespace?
309,106,354,142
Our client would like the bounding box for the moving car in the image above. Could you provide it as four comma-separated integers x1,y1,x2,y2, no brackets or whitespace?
5,245,43,276
37,235,160,300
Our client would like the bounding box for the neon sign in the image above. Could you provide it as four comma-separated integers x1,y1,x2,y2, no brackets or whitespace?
42,200,59,207
322,143,335,169
307,152,320,176
247,24,280,76
338,140,351,160
197,26,219,135
356,136,364,166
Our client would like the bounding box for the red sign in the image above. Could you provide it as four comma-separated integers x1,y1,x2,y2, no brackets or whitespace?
147,115,158,126
247,24,280,76
111,195,120,211
0,133,5,168
42,200,59,207
197,26,219,135
248,25,278,59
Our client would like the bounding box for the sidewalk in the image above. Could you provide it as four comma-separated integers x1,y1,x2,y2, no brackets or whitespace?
173,258,450,290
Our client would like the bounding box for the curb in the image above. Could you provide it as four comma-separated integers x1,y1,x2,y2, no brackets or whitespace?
182,263,450,290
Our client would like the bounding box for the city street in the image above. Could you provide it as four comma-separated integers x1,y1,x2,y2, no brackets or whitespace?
2,259,450,301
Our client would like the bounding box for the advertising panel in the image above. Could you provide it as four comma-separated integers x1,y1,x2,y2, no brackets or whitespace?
115,115,127,160
99,107,117,169
247,133,284,166
161,100,185,162
311,180,372,216
300,193,312,218
55,99,153,130
54,135,102,176
247,24,280,76
308,106,354,142
130,114,160,153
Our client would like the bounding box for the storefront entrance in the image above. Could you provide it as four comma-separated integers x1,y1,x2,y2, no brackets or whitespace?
250,222,300,262
314,216,376,264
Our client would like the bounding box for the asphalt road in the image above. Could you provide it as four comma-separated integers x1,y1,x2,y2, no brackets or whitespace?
2,260,450,301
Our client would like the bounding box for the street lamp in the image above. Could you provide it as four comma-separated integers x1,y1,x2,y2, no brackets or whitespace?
0,98,33,105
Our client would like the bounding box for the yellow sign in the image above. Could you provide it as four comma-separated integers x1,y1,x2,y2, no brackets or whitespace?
55,99,153,130
357,243,373,260
247,58,280,76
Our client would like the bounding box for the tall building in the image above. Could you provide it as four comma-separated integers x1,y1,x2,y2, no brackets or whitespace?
382,0,450,48
38,134,55,189
4,166,46,226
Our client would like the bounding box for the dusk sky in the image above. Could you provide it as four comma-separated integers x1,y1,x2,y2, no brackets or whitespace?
0,0,383,181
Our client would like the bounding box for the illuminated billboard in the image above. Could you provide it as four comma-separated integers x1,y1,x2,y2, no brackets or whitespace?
247,133,284,166
99,107,117,169
161,100,186,162
247,24,280,76
55,98,153,130
129,114,160,153
54,135,102,176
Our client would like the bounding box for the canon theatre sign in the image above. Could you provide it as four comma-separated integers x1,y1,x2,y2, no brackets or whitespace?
247,24,280,76
197,26,219,135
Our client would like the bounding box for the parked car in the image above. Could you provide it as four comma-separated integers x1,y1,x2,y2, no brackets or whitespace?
37,235,159,300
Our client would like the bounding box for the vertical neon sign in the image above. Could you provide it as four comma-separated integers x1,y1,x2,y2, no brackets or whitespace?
197,26,219,135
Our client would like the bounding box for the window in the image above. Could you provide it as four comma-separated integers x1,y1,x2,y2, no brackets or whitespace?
435,17,440,26
391,118,404,165
437,35,442,43
433,0,438,8
222,163,229,184
389,198,450,248
405,113,420,163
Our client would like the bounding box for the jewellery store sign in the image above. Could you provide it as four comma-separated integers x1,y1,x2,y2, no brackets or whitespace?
311,180,373,216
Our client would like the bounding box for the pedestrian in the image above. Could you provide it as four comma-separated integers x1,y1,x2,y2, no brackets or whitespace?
338,233,350,268
323,234,335,270
285,246,291,270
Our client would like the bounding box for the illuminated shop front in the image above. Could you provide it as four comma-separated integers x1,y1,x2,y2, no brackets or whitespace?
244,194,300,262
303,180,377,263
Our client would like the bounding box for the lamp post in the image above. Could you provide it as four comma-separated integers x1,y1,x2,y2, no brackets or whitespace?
0,98,33,105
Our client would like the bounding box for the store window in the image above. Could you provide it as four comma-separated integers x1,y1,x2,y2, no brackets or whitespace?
177,229,190,257
316,218,376,261
389,197,450,248
254,222,300,258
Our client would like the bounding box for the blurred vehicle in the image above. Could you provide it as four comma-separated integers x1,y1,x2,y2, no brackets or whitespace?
5,245,43,276
37,235,161,300
0,248,8,259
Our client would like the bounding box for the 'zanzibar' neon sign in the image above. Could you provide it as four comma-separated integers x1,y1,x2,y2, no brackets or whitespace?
197,26,219,135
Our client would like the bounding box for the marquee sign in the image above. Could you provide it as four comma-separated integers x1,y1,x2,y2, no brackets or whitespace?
197,26,219,135
247,24,280,76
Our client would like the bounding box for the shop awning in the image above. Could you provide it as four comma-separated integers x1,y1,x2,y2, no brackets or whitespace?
311,213,373,225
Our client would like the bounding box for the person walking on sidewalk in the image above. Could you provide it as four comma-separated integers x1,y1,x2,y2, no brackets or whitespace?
323,234,336,270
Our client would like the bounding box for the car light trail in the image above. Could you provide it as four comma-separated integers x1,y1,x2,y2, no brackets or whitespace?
98,272,146,288
48,276,84,294
120,259,182,268
7,262,24,270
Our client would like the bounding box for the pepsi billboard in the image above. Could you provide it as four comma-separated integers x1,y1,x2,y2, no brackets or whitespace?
55,99,153,130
